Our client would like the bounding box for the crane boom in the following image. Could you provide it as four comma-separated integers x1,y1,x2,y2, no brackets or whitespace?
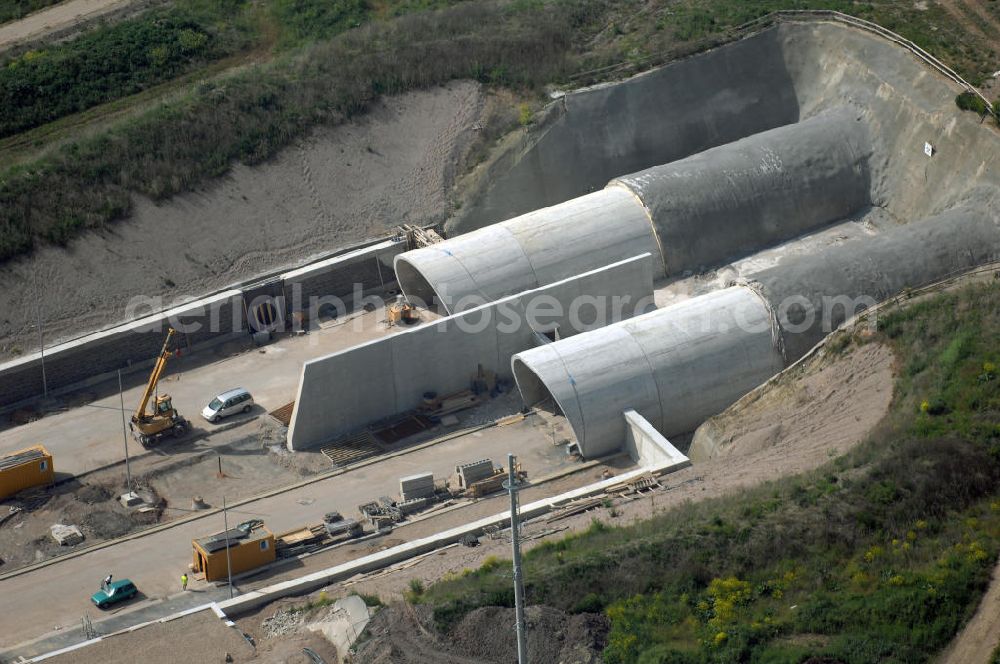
134,329,176,422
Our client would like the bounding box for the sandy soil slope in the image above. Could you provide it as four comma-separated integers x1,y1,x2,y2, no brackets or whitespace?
0,81,488,359
689,339,896,463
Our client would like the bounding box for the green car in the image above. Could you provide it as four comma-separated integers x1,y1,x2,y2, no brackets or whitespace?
91,579,138,609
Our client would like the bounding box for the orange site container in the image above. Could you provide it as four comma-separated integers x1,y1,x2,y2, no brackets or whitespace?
192,526,276,582
0,444,54,500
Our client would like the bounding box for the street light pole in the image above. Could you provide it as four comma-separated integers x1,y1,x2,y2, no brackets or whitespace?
223,495,234,599
118,370,132,495
507,453,528,664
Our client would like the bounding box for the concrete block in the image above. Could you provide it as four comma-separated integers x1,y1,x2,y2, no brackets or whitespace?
119,492,143,508
400,472,435,501
457,459,495,487
50,524,84,546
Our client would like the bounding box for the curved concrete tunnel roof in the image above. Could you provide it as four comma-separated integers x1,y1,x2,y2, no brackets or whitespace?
611,106,871,275
512,286,785,458
394,187,661,311
396,107,872,313
752,202,1000,361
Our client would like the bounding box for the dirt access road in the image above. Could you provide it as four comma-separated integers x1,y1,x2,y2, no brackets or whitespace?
0,0,162,51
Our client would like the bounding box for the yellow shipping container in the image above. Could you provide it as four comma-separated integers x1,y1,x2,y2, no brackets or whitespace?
192,526,276,582
0,445,54,500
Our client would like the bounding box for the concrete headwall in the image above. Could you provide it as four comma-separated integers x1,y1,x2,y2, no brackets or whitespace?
456,21,1000,243
0,237,407,410
288,254,655,450
452,30,801,231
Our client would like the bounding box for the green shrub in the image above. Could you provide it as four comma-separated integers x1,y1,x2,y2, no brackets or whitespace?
955,91,988,115
357,593,384,607
517,102,534,126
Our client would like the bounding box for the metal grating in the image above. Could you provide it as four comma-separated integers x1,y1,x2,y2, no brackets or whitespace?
321,430,382,467
269,401,295,427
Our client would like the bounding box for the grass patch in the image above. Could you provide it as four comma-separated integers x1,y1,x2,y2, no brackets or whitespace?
418,282,1000,662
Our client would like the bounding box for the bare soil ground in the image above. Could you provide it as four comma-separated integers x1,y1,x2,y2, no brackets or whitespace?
0,419,328,571
0,477,159,569
354,604,607,664
38,609,256,664
689,338,896,463
0,80,497,361
0,0,164,54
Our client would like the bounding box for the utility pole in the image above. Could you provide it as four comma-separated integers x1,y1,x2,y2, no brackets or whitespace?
118,370,132,495
223,495,234,599
506,453,528,664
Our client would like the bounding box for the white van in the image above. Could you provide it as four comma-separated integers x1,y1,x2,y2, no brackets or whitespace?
202,388,254,423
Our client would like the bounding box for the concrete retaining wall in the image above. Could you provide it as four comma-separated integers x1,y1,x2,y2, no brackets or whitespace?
0,291,244,409
452,29,802,232
281,239,402,315
0,237,407,410
288,254,655,450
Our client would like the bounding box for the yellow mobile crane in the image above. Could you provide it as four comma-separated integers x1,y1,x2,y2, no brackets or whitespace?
130,328,188,446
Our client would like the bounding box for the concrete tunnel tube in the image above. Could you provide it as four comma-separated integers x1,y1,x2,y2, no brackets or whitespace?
395,106,872,314
512,286,786,459
513,203,1000,460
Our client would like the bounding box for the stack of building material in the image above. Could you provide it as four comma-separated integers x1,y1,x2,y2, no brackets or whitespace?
468,470,507,498
456,459,495,489
399,472,435,501
358,501,402,524
324,517,363,539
